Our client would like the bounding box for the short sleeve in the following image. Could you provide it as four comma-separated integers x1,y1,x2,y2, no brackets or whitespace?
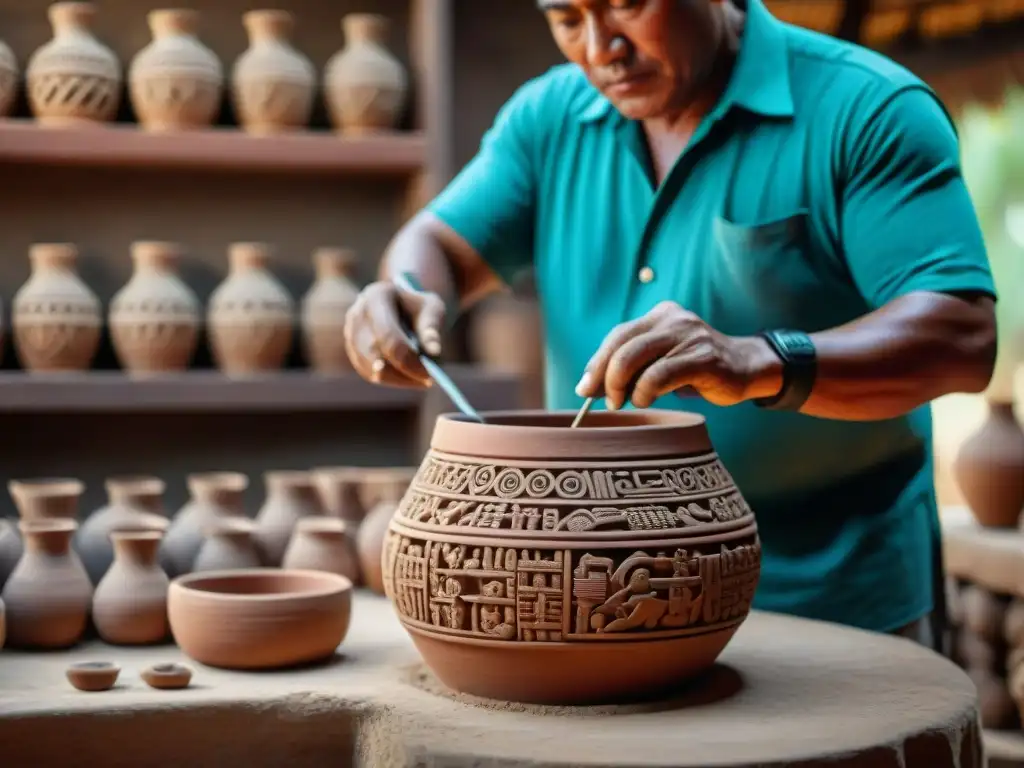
839,85,997,308
426,80,542,287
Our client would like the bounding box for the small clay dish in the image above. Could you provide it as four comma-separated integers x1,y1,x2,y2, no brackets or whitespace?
66,661,120,692
140,662,193,690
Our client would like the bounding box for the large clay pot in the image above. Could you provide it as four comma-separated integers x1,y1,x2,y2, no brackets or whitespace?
26,2,121,126
160,471,248,578
231,10,315,134
324,14,408,135
1,519,92,649
75,476,169,584
128,8,223,131
468,291,546,409
0,520,24,591
193,517,262,572
207,242,295,376
253,470,323,566
282,518,358,581
383,410,761,705
358,467,416,595
301,248,359,374
0,38,18,117
12,243,101,373
110,241,201,375
92,530,170,645
9,478,84,521
955,399,1024,528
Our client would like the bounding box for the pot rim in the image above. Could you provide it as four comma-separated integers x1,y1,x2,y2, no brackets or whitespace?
171,568,352,602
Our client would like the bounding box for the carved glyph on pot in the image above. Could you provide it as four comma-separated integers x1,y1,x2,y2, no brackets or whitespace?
0,37,18,117
128,9,223,131
13,243,101,372
110,241,200,375
26,2,121,125
301,248,359,374
383,410,761,705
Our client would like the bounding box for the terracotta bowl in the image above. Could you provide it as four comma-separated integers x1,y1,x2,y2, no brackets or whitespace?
384,409,761,705
167,569,352,670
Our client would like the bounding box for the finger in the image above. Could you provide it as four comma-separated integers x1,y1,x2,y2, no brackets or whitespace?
630,350,717,408
575,318,653,399
604,331,681,410
353,321,426,389
362,285,431,385
406,291,446,358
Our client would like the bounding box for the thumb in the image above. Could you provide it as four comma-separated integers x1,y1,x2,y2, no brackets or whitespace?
412,293,446,357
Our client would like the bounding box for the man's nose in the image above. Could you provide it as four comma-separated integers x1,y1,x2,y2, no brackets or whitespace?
585,17,629,69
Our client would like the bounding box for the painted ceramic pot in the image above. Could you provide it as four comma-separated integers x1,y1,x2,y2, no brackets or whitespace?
383,410,761,705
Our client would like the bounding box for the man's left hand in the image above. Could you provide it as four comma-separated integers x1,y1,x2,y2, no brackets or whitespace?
574,301,784,410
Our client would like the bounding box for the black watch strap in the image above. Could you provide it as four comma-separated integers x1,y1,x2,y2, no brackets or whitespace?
753,330,817,411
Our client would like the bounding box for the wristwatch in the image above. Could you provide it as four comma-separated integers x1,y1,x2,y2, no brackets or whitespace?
752,330,817,411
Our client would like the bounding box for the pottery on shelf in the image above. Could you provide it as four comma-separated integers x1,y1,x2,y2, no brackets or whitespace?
0,520,24,591
207,242,295,376
12,243,102,373
193,517,261,572
383,410,762,705
282,518,359,582
0,596,5,649
66,661,120,692
1,519,92,649
955,398,1024,528
313,466,367,528
160,471,248,578
128,8,223,131
141,662,192,689
254,470,323,567
168,568,352,670
301,248,359,374
231,9,315,134
9,477,84,521
76,475,169,585
26,2,121,126
0,37,18,117
92,530,169,645
110,241,201,375
357,467,416,595
324,14,408,135
468,289,546,409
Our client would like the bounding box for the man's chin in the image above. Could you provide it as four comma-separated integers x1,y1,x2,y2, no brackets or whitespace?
604,93,662,121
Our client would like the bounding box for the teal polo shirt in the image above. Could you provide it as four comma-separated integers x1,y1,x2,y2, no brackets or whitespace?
427,0,995,632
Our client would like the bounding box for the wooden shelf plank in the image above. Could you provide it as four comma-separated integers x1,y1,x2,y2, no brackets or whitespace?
0,120,427,175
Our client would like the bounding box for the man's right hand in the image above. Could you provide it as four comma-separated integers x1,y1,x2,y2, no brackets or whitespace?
343,279,447,388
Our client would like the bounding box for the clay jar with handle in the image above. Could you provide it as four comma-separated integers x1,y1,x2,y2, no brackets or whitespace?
12,243,102,373
26,2,121,126
1,519,92,649
231,9,315,134
0,520,24,591
955,398,1024,528
110,241,201,375
207,243,295,376
75,476,169,585
301,248,359,374
282,518,358,581
253,470,323,566
128,8,223,131
193,517,261,572
9,477,85,521
0,37,17,117
92,530,170,645
160,471,248,578
357,467,416,595
324,14,408,135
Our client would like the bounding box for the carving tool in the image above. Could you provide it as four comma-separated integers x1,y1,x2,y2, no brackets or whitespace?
570,396,594,428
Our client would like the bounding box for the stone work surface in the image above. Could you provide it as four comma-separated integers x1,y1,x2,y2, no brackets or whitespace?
0,594,982,768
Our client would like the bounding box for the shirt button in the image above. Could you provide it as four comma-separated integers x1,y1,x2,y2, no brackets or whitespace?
638,266,655,284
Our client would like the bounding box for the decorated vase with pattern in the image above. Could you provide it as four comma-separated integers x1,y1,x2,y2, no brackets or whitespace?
383,410,761,705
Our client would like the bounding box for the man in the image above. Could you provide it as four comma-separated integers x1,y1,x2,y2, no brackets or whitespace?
343,0,998,647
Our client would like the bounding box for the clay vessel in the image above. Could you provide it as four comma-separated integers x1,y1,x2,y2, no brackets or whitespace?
0,520,24,591
76,475,169,584
1,519,92,649
128,9,223,131
26,2,121,126
324,14,408,135
231,10,315,134
313,466,366,583
282,518,359,581
193,516,261,572
109,241,201,375
469,290,546,409
66,660,120,691
383,410,762,705
358,467,416,595
301,248,359,374
141,662,192,689
207,242,295,376
160,471,248,578
12,244,101,373
168,568,352,669
9,478,84,521
92,530,169,645
955,399,1024,528
0,37,18,117
253,470,323,566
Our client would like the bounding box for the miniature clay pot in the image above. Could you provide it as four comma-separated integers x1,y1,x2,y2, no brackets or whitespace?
324,14,408,135
26,2,121,126
358,468,415,595
0,520,24,591
301,248,359,374
128,8,223,131
955,399,1024,528
2,519,93,649
160,471,248,578
141,662,192,689
232,10,315,134
168,568,352,670
12,244,101,373
0,38,18,117
66,661,121,692
92,530,170,645
193,516,261,572
207,242,295,376
9,477,85,521
76,475,169,584
253,470,323,566
109,241,201,375
282,518,359,582
383,410,762,705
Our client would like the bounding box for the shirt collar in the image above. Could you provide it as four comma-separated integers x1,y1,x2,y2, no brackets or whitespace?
576,0,794,124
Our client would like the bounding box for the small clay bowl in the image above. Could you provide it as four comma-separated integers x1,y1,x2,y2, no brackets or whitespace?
66,661,120,692
140,662,193,690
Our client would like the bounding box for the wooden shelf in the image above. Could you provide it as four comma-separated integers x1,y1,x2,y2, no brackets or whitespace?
0,120,428,176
